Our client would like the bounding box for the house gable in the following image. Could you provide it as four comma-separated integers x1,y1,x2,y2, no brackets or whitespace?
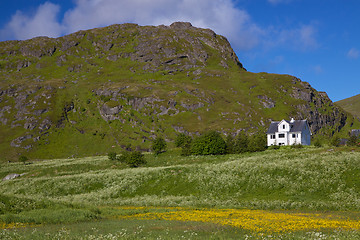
277,120,290,132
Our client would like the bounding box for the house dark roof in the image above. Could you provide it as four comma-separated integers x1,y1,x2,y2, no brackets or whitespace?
267,120,308,134
267,121,280,134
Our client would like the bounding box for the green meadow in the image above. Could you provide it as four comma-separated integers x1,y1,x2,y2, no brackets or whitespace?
1,146,360,239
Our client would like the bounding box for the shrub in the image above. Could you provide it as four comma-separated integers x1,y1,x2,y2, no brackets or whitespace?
247,133,266,152
107,152,117,161
175,133,188,148
117,151,130,163
126,151,146,168
313,139,323,148
191,131,226,155
291,143,303,149
152,136,167,155
330,136,340,147
269,144,280,150
225,135,235,154
180,136,193,156
117,151,146,167
347,135,359,146
233,132,249,153
19,155,28,165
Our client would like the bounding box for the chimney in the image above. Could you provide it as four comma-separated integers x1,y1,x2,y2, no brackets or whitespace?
290,118,295,123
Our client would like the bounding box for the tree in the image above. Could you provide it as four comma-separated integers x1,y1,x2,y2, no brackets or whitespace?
108,152,117,161
175,133,188,147
19,155,28,165
347,135,359,146
330,135,340,147
248,133,266,152
126,151,146,168
233,132,249,153
225,135,235,154
152,136,167,155
191,131,226,155
177,134,193,156
118,151,146,167
313,138,323,148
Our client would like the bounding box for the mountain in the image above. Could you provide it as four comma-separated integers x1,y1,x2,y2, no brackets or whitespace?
336,94,360,120
0,22,358,161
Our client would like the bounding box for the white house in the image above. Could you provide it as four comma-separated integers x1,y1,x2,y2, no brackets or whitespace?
267,118,311,146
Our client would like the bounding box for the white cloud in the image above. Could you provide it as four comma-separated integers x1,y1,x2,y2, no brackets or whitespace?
313,65,323,74
274,24,318,50
0,2,62,40
0,0,318,53
347,48,359,59
61,0,262,50
0,0,262,50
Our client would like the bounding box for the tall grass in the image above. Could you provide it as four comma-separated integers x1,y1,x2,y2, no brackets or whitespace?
1,147,360,212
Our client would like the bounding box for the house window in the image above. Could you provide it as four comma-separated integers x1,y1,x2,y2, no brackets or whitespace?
292,134,296,138
283,125,285,129
270,134,275,139
278,134,285,138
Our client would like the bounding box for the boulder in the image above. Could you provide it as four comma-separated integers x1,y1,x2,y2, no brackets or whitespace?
2,173,25,181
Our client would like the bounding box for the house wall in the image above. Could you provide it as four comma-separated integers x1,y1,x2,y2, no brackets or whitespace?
288,132,301,145
267,134,276,146
301,129,311,145
276,132,288,146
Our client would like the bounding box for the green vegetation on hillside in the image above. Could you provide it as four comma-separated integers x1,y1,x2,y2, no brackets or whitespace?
0,23,358,161
336,94,360,119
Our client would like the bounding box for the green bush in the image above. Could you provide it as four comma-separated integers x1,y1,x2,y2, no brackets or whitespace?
107,152,117,161
233,132,249,153
313,139,323,148
19,155,28,165
175,133,188,148
247,133,266,152
117,151,130,163
291,143,303,149
330,136,340,147
225,135,235,154
152,136,167,155
117,151,146,167
347,135,359,146
191,131,226,155
269,144,280,150
180,136,193,156
126,151,146,168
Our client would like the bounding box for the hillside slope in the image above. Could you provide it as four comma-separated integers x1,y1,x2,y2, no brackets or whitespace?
0,22,358,160
336,94,360,119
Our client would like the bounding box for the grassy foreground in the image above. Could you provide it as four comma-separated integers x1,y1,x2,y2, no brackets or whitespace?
1,147,360,239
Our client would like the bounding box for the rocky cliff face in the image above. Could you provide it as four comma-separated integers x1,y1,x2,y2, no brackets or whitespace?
0,22,356,160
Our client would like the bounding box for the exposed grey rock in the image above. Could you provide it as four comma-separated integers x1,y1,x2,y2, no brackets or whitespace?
11,134,33,147
170,22,193,29
3,173,21,181
128,97,161,110
17,61,31,71
351,129,360,137
258,95,275,108
180,102,205,111
99,104,122,121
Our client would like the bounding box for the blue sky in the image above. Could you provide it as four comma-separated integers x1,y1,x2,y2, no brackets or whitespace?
1,0,359,102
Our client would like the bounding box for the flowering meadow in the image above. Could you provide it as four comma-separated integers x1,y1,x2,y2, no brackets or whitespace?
1,147,360,238
119,206,360,233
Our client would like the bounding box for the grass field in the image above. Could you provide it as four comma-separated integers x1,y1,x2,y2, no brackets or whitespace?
1,146,360,239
